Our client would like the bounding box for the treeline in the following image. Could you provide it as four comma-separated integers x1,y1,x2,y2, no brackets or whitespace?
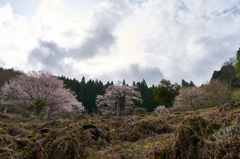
0,66,165,113
58,76,163,113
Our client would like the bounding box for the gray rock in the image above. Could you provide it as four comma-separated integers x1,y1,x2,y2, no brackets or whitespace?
17,138,27,148
95,128,103,140
126,118,134,124
87,128,104,141
88,128,96,134
36,136,44,143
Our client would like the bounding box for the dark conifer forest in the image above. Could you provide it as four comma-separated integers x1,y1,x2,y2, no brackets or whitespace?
58,76,163,113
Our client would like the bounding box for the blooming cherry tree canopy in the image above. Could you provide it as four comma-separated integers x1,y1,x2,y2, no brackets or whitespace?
1,70,77,115
96,81,142,116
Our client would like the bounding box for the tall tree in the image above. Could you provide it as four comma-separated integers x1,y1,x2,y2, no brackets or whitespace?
122,79,126,85
153,79,180,109
181,79,196,87
136,79,152,111
84,80,97,113
1,70,77,115
96,81,142,116
132,81,136,86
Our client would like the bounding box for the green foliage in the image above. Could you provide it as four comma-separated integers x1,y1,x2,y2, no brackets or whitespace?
235,47,240,78
232,89,240,101
211,70,221,80
89,149,97,157
26,98,47,114
58,76,106,113
153,79,180,108
212,47,240,88
181,79,195,87
59,76,162,113
214,64,240,87
134,107,147,114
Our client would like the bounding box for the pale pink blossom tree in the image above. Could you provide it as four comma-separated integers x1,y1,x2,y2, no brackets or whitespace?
173,86,204,112
1,70,77,115
154,105,169,114
96,81,142,116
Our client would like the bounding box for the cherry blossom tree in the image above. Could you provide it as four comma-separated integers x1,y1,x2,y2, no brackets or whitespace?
1,70,77,115
173,86,204,112
96,81,142,116
154,105,169,114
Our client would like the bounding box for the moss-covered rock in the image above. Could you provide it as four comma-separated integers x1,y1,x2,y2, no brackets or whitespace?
40,128,51,134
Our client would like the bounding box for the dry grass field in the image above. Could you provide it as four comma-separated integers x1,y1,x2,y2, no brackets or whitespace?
0,107,240,159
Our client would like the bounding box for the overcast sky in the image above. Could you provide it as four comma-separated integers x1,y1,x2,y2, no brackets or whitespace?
1,0,240,86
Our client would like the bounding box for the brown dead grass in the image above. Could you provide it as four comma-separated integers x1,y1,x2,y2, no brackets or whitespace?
1,107,240,159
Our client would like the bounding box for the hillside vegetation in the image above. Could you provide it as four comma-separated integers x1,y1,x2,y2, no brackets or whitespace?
0,106,240,159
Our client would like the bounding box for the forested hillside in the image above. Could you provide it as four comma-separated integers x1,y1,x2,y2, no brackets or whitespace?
58,76,166,113
211,47,240,88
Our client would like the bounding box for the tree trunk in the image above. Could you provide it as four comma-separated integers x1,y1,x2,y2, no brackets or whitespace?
166,101,170,113
3,106,8,113
191,102,196,112
110,94,113,115
124,102,126,116
117,103,119,116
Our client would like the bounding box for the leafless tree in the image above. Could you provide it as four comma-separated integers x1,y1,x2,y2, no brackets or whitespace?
202,79,231,107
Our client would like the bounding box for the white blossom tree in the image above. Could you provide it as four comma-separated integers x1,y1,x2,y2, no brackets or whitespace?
96,81,142,116
72,102,85,113
1,70,77,116
154,105,169,114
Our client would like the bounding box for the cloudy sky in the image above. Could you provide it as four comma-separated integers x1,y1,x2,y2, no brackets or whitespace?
0,0,240,86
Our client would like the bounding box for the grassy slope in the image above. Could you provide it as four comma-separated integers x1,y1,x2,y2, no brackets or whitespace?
0,107,240,159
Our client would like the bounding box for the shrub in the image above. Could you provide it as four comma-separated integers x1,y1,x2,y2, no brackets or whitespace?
171,125,203,158
134,107,147,114
154,105,169,114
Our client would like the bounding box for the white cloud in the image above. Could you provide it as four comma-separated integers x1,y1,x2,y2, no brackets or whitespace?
115,0,240,85
0,0,240,86
0,3,13,25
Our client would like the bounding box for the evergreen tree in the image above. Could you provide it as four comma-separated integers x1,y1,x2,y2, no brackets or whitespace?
132,81,136,86
181,79,196,87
